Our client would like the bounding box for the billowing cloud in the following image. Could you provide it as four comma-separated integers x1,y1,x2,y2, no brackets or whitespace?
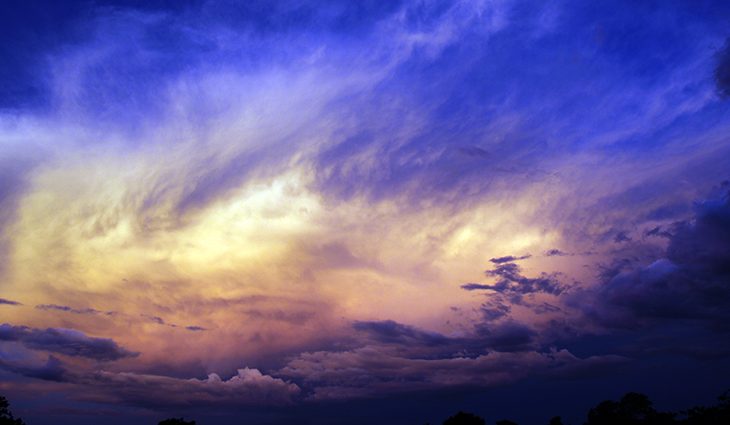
78,368,301,407
577,191,730,333
280,346,625,400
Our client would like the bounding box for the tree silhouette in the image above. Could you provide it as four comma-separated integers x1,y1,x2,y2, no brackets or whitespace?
442,411,485,425
585,392,676,425
548,416,565,425
158,418,196,425
586,392,652,425
683,390,730,425
0,397,25,425
2,389,730,425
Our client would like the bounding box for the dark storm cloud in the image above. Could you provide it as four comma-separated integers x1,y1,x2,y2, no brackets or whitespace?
479,301,511,322
461,263,566,309
595,257,637,282
0,355,66,382
666,193,730,277
353,318,543,358
0,324,138,361
475,321,537,353
476,262,565,296
454,190,730,369
578,191,730,332
715,37,730,98
0,298,22,306
353,320,453,347
489,254,531,264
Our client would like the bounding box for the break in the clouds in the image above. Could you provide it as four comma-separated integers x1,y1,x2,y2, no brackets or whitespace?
0,0,729,423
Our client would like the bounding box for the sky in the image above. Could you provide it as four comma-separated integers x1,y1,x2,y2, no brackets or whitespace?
0,1,729,424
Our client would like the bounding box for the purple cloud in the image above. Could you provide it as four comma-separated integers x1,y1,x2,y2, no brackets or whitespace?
77,368,300,407
36,304,102,315
280,346,625,400
490,254,532,264
185,326,206,332
0,324,138,361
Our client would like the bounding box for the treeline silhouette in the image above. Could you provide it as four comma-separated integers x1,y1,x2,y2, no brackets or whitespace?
438,392,730,425
0,391,728,425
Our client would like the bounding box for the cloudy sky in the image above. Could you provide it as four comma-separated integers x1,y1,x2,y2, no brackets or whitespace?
1,1,729,424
